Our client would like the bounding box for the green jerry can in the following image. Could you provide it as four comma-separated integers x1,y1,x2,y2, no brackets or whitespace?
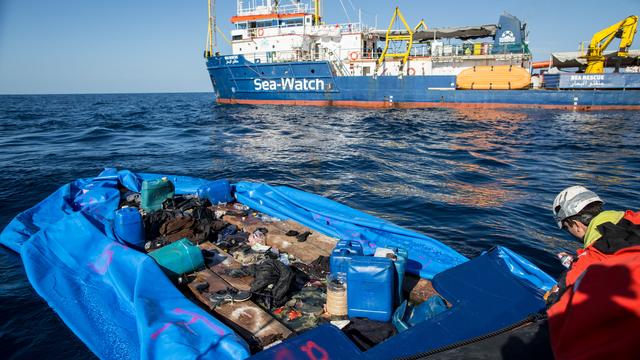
148,238,204,277
141,177,175,212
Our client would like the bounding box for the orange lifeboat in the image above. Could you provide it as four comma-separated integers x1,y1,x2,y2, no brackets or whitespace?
456,65,531,90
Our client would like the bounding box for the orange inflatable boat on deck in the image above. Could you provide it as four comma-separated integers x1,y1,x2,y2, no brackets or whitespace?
456,65,531,90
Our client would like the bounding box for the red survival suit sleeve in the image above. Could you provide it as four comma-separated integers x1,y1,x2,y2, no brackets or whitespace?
546,247,640,360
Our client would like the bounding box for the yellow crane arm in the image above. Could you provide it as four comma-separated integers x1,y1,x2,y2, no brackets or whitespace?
377,7,414,67
618,16,639,55
585,15,638,73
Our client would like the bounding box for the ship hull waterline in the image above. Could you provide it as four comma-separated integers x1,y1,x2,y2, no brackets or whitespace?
207,57,640,111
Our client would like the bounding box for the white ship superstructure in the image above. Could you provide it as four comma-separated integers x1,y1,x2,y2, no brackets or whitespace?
226,0,532,77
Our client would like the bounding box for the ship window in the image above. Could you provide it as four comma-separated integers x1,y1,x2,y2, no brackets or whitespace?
311,69,315,74
256,20,272,28
279,18,303,27
232,35,242,41
236,23,247,30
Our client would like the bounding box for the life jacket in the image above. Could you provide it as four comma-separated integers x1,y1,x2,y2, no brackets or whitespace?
547,210,640,359
582,210,625,248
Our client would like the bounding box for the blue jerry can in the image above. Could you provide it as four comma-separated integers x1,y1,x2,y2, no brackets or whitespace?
141,177,175,212
375,247,409,305
197,179,233,204
347,256,394,322
391,247,408,305
114,207,145,248
330,240,364,276
148,238,204,277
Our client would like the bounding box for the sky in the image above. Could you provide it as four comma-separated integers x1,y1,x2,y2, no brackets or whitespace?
0,0,638,94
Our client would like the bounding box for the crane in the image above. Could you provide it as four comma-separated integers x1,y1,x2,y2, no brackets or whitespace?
583,15,638,74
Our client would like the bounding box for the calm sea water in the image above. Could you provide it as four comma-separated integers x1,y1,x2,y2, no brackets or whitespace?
1,93,639,358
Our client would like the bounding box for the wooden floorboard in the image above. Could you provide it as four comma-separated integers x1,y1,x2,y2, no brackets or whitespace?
221,214,337,264
187,269,292,345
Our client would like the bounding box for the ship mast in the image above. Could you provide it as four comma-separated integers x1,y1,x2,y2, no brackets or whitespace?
206,0,217,57
314,0,321,25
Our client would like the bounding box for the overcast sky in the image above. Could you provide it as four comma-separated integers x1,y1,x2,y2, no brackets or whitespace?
0,0,638,94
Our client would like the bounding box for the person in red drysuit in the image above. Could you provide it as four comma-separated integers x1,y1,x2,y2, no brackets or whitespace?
547,186,640,359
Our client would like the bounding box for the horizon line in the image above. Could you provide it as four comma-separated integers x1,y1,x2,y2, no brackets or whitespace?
0,90,213,96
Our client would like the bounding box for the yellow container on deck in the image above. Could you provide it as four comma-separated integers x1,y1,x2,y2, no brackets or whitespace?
456,65,531,90
473,43,482,55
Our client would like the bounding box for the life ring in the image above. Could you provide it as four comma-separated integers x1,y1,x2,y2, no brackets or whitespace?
257,28,264,37
349,52,359,61
408,67,416,76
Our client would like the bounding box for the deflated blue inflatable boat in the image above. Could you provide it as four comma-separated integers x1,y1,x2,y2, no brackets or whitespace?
0,169,556,359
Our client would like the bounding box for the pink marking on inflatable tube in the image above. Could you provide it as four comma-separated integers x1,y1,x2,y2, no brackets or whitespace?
151,309,226,341
151,323,172,340
89,247,114,275
299,341,329,360
274,348,296,360
173,308,226,335
88,243,127,275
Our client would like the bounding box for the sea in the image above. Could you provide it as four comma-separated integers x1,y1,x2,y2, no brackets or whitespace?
1,93,639,358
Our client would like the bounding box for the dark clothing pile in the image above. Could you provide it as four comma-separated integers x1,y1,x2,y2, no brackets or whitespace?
342,318,398,351
272,286,327,333
291,256,330,280
248,259,296,308
140,195,248,251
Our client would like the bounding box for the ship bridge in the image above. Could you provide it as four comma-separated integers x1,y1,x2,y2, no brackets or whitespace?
232,0,316,31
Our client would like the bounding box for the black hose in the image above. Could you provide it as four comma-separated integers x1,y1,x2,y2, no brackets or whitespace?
395,312,548,360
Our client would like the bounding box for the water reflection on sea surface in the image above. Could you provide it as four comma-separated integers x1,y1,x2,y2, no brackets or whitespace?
0,94,639,359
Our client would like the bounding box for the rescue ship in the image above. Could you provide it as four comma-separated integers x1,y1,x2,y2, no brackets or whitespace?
205,0,640,110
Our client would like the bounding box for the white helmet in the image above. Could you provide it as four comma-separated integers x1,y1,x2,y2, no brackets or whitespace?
552,186,603,228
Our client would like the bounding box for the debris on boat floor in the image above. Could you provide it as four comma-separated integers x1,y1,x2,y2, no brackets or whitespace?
187,267,293,348
120,179,440,351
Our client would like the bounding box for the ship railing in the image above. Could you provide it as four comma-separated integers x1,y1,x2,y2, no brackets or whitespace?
243,49,332,64
241,46,530,65
335,22,363,33
243,50,301,64
245,21,306,37
237,3,309,16
241,46,384,66
408,42,531,58
335,47,381,61
307,22,365,35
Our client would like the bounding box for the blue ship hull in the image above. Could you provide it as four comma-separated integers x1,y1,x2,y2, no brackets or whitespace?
206,56,640,110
